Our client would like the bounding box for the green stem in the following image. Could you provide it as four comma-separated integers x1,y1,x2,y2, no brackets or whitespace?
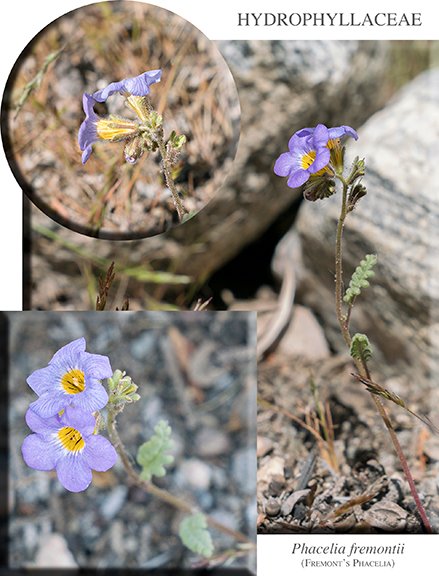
334,176,432,533
335,177,351,347
106,406,253,545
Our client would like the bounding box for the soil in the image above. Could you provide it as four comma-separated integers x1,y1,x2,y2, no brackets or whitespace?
257,352,439,534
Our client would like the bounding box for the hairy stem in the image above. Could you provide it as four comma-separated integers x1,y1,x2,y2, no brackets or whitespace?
157,138,187,221
106,406,253,545
143,96,187,221
334,176,432,533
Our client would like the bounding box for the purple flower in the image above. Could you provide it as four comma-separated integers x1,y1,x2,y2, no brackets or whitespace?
93,69,162,103
296,125,358,142
27,338,112,419
78,93,100,164
274,124,358,188
22,406,117,492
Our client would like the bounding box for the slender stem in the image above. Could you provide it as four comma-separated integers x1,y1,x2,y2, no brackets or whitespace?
143,96,188,222
157,138,187,221
334,176,432,533
107,407,253,545
335,178,351,347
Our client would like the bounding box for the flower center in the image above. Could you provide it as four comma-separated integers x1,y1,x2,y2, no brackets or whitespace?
301,150,316,169
61,369,85,395
58,426,85,452
96,117,139,141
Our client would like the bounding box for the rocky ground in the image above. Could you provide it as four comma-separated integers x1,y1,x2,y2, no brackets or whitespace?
8,311,256,569
257,349,439,534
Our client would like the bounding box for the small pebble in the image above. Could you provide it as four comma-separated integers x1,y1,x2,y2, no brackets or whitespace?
180,459,212,491
195,427,230,457
265,498,281,517
257,436,274,458
34,533,77,567
268,475,286,497
100,486,128,520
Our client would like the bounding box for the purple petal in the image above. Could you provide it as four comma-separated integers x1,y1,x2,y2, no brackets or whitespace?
82,93,99,119
22,435,58,471
308,147,331,174
71,380,108,413
83,436,117,471
312,124,329,148
81,146,93,164
50,338,86,370
288,132,307,152
26,364,60,395
61,406,96,437
93,69,162,103
25,407,60,434
82,352,113,379
294,127,314,138
287,169,310,188
56,456,92,492
328,125,358,140
29,391,70,419
78,95,99,164
274,152,294,177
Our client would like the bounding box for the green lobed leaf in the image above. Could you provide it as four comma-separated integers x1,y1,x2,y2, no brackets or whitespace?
179,513,214,558
350,333,373,362
136,420,174,482
344,254,377,304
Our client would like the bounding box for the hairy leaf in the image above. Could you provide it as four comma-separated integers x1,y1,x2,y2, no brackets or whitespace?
344,254,377,304
179,513,214,558
350,333,373,362
136,420,174,481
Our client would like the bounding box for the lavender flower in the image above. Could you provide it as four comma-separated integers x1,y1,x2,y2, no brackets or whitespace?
22,406,117,492
78,94,140,164
274,123,358,188
93,69,162,103
27,338,112,419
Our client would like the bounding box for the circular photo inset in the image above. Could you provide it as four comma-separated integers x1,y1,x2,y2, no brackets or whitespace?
1,1,240,239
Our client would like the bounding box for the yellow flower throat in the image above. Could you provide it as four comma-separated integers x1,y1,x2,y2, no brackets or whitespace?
58,426,85,452
61,369,85,394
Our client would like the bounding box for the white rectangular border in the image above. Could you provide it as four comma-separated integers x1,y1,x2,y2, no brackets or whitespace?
257,533,439,575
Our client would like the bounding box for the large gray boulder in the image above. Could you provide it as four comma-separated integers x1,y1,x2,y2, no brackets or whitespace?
296,69,439,388
31,41,391,309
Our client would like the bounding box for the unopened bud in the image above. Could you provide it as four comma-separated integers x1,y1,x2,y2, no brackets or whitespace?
124,136,144,164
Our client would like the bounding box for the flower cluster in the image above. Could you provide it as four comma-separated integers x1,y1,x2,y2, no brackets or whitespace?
78,69,162,164
274,123,358,200
21,338,117,492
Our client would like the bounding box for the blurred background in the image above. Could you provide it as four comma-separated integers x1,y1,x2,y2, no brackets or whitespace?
7,311,256,568
2,1,240,238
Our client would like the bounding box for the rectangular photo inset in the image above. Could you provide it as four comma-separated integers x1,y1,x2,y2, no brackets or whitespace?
5,311,256,572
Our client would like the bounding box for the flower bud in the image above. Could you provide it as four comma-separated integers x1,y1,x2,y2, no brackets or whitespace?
347,157,366,186
108,370,141,405
347,181,367,212
124,136,145,164
168,130,187,150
